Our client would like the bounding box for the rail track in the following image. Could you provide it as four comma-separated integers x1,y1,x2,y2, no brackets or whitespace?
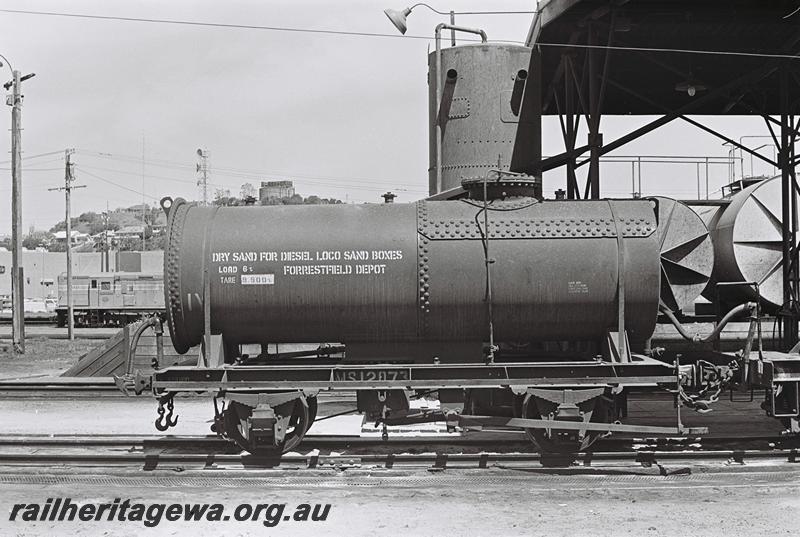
0,433,798,472
0,377,119,397
0,317,55,325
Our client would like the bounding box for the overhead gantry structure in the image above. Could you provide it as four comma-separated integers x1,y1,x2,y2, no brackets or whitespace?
522,0,800,348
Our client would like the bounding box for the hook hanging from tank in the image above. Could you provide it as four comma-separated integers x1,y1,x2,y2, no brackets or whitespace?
155,392,179,431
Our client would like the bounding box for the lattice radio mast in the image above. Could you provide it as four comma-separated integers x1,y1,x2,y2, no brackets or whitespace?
196,148,209,205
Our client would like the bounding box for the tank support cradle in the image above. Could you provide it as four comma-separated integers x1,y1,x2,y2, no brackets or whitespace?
219,392,310,453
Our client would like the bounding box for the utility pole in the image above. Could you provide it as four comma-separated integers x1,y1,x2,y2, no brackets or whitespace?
141,134,146,251
196,148,209,205
5,66,36,354
49,149,85,341
103,201,110,272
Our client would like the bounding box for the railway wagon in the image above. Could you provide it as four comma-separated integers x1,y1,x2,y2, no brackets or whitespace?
116,39,800,456
56,272,164,327
121,189,726,455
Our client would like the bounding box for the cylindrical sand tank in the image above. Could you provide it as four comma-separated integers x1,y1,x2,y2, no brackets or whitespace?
428,44,540,196
704,176,793,309
163,197,679,355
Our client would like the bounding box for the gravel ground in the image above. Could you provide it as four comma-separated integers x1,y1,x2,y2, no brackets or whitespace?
0,337,99,379
0,331,794,536
1,467,798,537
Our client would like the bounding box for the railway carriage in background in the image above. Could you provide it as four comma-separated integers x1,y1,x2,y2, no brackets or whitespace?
56,272,164,327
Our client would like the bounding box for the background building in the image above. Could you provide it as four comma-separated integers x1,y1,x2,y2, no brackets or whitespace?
259,180,295,203
0,250,164,300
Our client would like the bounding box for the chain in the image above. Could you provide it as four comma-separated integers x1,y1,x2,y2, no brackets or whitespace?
675,360,733,413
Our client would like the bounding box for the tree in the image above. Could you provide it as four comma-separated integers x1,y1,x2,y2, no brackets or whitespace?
78,211,98,223
147,234,166,250
213,188,231,203
147,207,164,226
88,219,119,235
116,237,143,252
261,193,342,206
22,230,53,250
48,241,66,253
240,183,256,199
49,217,79,234
283,194,304,205
213,188,244,206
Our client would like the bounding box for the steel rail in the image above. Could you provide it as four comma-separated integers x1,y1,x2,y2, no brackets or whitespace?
0,432,794,453
0,377,116,387
0,377,120,396
0,433,526,448
0,449,797,471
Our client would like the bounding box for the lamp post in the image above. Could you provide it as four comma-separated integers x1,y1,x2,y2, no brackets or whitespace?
1,54,35,354
383,2,538,39
385,3,457,44
384,3,536,41
384,5,489,193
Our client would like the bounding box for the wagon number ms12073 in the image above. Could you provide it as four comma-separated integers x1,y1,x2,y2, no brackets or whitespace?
332,369,410,382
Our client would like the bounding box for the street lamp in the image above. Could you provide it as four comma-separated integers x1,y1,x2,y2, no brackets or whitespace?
0,54,35,354
385,5,489,193
384,4,535,44
385,4,464,45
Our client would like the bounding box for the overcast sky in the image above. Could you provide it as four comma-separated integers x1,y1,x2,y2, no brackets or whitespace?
0,1,778,233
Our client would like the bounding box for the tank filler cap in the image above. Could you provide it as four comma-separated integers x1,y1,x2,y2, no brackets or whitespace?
461,172,541,201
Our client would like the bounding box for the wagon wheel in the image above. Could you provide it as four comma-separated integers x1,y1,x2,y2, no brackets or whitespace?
307,396,318,428
518,394,611,454
223,397,311,454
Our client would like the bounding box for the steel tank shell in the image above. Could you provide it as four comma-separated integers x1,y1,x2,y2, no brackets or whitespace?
705,176,794,309
164,197,663,355
651,197,714,312
428,44,541,196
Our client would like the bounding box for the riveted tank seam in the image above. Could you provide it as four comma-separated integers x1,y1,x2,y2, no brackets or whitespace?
416,201,431,337
163,197,191,354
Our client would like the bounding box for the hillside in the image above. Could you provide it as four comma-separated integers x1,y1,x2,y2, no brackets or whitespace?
48,205,165,236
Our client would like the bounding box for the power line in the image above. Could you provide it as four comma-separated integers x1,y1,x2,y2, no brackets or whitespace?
0,150,65,165
78,190,151,207
431,10,536,15
0,167,62,171
80,164,200,186
536,41,800,61
0,8,482,42
15,156,70,167
77,151,426,189
78,149,191,169
210,168,426,189
3,8,800,60
77,167,161,201
81,162,426,194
